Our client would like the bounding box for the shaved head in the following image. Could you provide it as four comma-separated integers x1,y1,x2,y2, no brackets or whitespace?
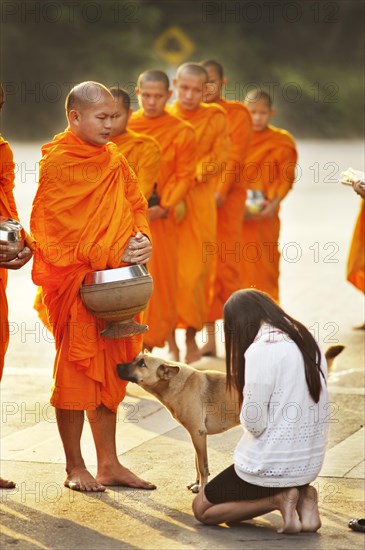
65,81,113,113
200,59,224,79
245,89,273,108
176,63,208,82
109,87,131,110
137,70,169,90
66,81,115,146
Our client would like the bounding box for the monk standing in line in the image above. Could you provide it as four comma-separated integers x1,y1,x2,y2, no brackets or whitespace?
240,89,297,302
109,87,161,201
0,83,33,488
200,59,252,357
129,70,196,358
31,82,156,492
169,63,229,363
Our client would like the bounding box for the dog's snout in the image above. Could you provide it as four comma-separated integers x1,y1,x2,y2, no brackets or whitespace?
117,362,138,383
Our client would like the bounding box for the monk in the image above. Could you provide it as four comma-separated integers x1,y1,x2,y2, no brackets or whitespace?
33,87,161,331
347,179,365,328
129,70,196,357
30,82,155,492
109,87,160,200
168,63,229,362
200,59,252,357
0,83,33,488
240,89,297,302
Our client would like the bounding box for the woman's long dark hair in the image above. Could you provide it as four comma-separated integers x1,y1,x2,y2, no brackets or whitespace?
224,289,325,406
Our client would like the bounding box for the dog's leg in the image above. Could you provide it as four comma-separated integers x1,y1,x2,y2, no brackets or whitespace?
187,454,200,491
188,429,209,493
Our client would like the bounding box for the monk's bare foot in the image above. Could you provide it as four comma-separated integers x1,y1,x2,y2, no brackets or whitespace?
201,324,217,356
167,346,180,362
200,342,217,357
185,329,202,364
64,466,106,492
185,347,202,364
167,333,180,362
274,488,302,534
0,477,16,489
96,464,156,490
297,485,321,532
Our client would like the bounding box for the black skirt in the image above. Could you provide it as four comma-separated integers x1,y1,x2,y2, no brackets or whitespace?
204,464,306,505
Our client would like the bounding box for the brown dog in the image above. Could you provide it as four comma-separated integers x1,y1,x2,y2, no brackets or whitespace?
117,345,344,492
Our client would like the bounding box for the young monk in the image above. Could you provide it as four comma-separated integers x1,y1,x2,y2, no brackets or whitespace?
109,87,160,201
30,81,155,492
0,83,33,488
129,70,196,358
168,63,229,363
240,89,297,302
200,59,252,357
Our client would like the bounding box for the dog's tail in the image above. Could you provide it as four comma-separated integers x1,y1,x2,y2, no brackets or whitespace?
325,344,345,372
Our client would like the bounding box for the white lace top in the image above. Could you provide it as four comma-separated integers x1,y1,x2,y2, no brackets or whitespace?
234,323,329,487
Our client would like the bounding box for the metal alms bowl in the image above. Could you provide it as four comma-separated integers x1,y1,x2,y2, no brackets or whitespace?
0,217,24,261
80,264,153,339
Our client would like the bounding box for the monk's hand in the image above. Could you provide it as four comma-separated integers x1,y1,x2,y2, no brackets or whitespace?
0,245,32,270
122,232,152,264
255,198,280,219
148,205,169,222
352,180,365,199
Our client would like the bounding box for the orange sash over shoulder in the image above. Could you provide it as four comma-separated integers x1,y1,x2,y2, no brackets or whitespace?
111,130,160,200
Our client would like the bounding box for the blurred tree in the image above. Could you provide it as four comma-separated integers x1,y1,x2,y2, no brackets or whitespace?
1,0,363,139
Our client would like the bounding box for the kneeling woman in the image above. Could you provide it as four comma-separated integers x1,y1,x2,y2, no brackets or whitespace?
193,289,329,534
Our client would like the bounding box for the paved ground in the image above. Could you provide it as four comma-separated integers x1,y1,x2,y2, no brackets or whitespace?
1,140,364,549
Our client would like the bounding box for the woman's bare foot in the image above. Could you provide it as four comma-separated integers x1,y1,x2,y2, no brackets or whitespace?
96,464,156,490
0,477,16,489
64,466,106,492
297,485,321,532
274,488,302,534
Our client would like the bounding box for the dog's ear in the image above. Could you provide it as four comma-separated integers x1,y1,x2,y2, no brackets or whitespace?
143,348,150,355
325,344,345,372
157,364,180,380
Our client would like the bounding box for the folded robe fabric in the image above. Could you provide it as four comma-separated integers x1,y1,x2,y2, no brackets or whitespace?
347,201,365,293
168,102,229,330
129,111,196,346
207,99,253,322
0,137,34,380
111,130,161,200
31,129,151,411
239,126,298,303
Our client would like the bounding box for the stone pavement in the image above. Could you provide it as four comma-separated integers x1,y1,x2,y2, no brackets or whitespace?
1,141,364,549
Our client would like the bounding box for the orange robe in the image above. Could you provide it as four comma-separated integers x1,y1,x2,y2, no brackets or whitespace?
240,126,297,302
168,101,229,330
347,201,365,293
206,99,253,322
0,137,19,380
30,129,151,412
111,130,161,200
129,111,196,347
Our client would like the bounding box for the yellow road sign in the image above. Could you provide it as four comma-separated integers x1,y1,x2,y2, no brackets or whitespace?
154,26,195,66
